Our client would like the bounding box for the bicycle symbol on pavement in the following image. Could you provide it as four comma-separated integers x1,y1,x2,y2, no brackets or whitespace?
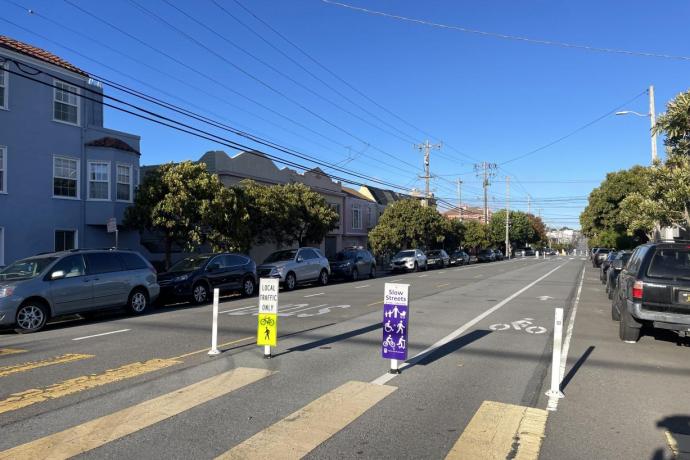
489,318,547,334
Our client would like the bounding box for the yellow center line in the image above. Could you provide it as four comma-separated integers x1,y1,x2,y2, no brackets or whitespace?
0,354,94,378
367,300,384,307
173,336,254,360
0,348,27,357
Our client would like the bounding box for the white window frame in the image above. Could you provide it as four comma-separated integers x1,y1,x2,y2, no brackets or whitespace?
87,160,110,201
0,61,8,111
352,205,362,230
0,227,4,266
53,79,80,126
54,229,78,252
0,146,6,194
53,155,80,200
116,163,133,202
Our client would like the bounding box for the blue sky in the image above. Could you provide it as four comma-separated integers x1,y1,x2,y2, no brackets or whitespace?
4,0,690,228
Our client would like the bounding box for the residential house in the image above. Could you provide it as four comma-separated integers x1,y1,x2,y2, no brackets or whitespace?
341,187,378,249
442,205,491,224
0,36,142,266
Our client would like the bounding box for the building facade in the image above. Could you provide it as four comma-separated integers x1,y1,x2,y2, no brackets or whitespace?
442,205,491,223
341,187,379,249
0,36,141,266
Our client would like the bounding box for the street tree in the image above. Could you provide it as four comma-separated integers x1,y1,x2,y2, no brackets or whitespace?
488,210,537,247
654,89,690,157
441,218,466,251
124,161,223,269
461,220,488,251
205,185,252,253
368,199,447,255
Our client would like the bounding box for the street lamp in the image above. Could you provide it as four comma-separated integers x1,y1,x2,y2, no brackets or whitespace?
615,85,658,164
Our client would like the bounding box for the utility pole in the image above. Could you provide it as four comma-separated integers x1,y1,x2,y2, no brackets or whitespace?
474,162,497,224
416,140,442,205
527,196,531,215
505,176,510,259
649,84,658,163
456,178,463,220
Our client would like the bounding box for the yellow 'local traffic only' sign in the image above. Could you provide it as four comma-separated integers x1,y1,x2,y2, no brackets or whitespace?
257,278,279,349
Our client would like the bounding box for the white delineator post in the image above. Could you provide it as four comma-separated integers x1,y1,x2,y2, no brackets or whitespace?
208,288,221,356
390,359,399,374
546,308,564,402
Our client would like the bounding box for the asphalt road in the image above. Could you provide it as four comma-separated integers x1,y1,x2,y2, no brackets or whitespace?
0,256,587,458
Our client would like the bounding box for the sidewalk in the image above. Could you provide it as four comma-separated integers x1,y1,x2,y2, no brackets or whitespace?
540,266,690,460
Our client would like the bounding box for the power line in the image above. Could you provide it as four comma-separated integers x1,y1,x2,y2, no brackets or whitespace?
321,0,690,62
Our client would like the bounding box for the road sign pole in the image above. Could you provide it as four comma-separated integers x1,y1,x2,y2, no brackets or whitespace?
546,308,564,401
382,283,410,374
389,358,400,374
264,345,271,359
208,288,221,356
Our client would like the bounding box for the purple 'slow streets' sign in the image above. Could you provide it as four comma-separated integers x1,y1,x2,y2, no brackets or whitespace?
381,283,410,360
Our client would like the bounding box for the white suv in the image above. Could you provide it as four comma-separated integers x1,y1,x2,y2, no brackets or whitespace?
256,248,331,291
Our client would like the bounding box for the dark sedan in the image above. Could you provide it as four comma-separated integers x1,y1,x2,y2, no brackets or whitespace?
450,250,470,266
157,253,257,304
329,248,376,281
426,249,450,269
477,249,496,262
599,251,618,283
605,251,632,299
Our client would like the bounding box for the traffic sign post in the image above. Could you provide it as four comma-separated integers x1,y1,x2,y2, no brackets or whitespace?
257,278,279,359
381,283,410,374
106,218,118,248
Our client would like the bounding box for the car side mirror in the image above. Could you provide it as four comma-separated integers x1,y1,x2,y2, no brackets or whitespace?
50,270,65,280
296,256,304,263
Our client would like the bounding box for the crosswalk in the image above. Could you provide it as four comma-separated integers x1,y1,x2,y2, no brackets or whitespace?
0,349,547,459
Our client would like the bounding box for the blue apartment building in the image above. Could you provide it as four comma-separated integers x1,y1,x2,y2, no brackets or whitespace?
0,35,142,266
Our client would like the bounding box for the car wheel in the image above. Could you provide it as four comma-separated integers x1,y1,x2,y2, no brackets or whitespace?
285,272,297,291
370,266,377,278
619,306,640,342
241,277,256,297
192,282,209,304
351,269,359,282
413,262,419,272
15,301,49,333
319,269,329,286
611,295,621,321
128,289,150,315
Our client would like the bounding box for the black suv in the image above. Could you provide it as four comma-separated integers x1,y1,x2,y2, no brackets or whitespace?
612,243,690,342
592,248,612,268
605,251,632,299
329,248,376,281
157,253,257,304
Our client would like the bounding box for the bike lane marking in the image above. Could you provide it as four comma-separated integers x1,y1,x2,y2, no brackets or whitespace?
304,292,325,298
371,262,568,386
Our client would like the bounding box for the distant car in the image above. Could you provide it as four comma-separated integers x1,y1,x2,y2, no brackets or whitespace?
612,242,690,342
426,249,450,269
257,248,330,291
590,247,600,261
517,247,535,257
157,253,257,304
544,248,557,256
450,250,470,266
606,251,632,299
329,248,376,281
477,249,496,263
592,248,612,268
599,252,618,283
390,249,427,272
0,249,159,333
493,249,504,261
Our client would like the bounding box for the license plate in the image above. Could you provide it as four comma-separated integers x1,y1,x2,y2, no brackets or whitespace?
679,291,690,304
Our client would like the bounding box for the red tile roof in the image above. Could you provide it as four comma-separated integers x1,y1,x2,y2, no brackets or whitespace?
0,35,87,76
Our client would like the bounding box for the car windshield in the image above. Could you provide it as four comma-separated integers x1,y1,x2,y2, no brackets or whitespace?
479,250,492,255
264,249,298,263
394,250,415,258
647,249,690,279
0,257,57,281
168,255,212,272
427,250,442,257
332,251,357,261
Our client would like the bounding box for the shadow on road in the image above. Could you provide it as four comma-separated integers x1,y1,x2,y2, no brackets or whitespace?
404,329,492,370
652,415,690,459
272,323,380,357
561,345,595,391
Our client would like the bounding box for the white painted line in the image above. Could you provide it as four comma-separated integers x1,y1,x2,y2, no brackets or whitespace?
546,265,586,412
284,304,328,315
220,305,257,314
304,292,325,298
418,274,428,278
72,329,131,341
390,278,403,282
354,284,371,289
371,262,568,386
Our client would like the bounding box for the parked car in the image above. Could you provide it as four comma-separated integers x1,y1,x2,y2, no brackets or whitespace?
469,253,479,264
449,250,470,266
544,248,557,256
390,249,427,272
592,248,612,268
477,249,496,263
517,247,535,257
590,247,600,261
0,249,159,333
599,251,618,283
612,242,690,342
426,249,450,269
157,253,257,304
606,251,632,299
329,248,376,281
493,249,505,261
257,248,330,291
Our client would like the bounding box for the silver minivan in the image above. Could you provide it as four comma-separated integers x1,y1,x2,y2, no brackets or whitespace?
0,249,159,333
